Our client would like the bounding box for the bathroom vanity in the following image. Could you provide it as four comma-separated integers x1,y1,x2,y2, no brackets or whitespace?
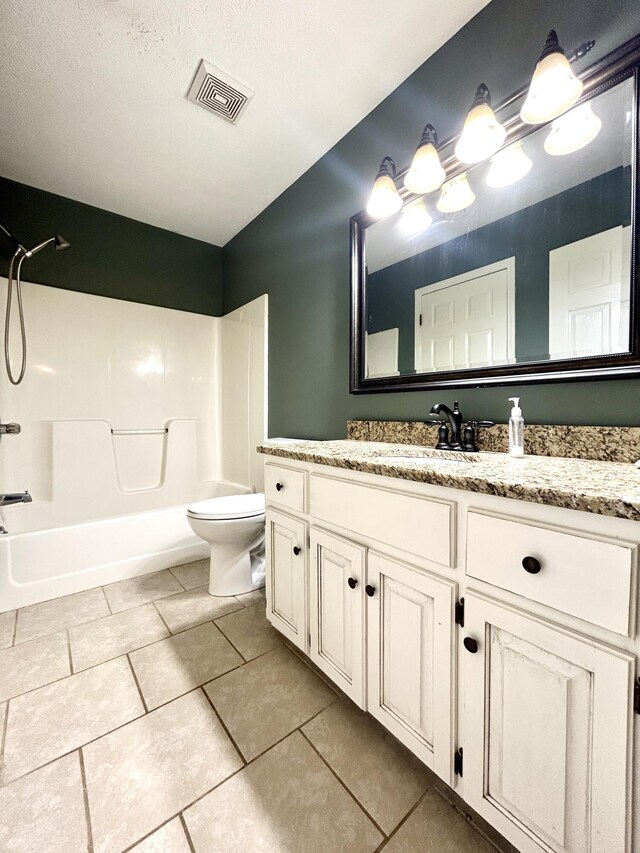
260,437,640,853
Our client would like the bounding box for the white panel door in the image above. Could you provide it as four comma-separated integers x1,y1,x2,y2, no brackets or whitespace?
309,527,366,707
415,258,515,372
365,328,399,378
463,591,633,853
549,226,630,358
265,509,307,652
367,552,457,782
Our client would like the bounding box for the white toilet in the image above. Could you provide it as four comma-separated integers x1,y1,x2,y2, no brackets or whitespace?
187,493,266,597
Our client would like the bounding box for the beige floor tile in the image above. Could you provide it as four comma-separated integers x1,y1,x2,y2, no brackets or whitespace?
69,603,169,671
154,586,242,634
0,752,88,852
303,699,433,833
169,559,209,590
215,600,280,660
381,789,497,853
0,700,6,740
184,731,382,852
129,818,192,853
205,646,336,760
84,690,242,853
14,587,109,644
235,587,265,607
0,610,16,649
130,622,242,710
3,656,143,781
0,630,70,703
103,569,183,613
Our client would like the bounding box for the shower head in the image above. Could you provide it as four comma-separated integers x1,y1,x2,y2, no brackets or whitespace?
24,234,71,258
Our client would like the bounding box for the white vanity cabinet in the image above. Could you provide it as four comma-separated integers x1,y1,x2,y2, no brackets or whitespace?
462,591,634,853
265,507,307,651
263,455,639,853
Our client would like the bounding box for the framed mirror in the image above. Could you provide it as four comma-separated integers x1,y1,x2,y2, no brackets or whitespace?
350,37,640,392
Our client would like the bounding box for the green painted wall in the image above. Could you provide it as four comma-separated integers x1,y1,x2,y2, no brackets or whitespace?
0,177,223,316
367,167,630,371
223,0,640,435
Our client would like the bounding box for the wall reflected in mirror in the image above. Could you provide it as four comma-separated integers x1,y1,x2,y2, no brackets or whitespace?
363,76,633,379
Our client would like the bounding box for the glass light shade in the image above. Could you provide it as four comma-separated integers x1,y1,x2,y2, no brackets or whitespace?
404,143,446,194
520,34,583,124
485,141,532,188
455,85,505,165
399,200,433,234
436,174,475,213
544,102,601,156
366,172,402,219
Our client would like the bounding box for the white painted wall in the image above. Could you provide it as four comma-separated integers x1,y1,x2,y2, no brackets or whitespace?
221,295,268,493
0,279,267,534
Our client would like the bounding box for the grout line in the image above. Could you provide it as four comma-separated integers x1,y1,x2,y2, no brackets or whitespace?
10,609,18,647
99,586,113,615
126,654,149,714
120,815,177,852
211,620,248,663
78,748,95,853
166,565,187,591
200,686,247,764
372,790,429,853
66,629,74,674
431,785,514,853
299,728,387,839
151,601,173,636
179,812,197,853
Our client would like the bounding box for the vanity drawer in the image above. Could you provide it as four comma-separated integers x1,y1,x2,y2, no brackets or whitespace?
466,510,637,635
265,463,306,513
310,474,454,567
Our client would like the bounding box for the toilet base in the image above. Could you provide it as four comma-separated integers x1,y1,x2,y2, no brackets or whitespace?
208,540,265,597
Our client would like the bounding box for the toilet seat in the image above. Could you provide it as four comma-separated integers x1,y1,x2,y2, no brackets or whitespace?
187,493,265,521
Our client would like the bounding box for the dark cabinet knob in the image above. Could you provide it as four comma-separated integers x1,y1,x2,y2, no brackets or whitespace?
293,546,301,556
275,482,284,491
522,556,541,574
365,585,375,597
463,637,479,654
347,577,358,589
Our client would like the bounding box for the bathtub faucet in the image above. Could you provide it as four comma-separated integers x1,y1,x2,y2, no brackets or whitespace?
0,491,32,506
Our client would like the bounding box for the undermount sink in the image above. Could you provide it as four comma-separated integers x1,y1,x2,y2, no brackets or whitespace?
373,449,480,465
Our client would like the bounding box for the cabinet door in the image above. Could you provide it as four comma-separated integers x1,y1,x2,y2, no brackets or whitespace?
309,527,366,707
367,552,457,783
463,591,634,853
265,509,307,652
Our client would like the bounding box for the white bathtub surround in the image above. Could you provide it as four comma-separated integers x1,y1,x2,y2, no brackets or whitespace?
0,279,268,611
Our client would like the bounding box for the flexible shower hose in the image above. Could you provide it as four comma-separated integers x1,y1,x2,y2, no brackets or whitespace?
4,249,27,385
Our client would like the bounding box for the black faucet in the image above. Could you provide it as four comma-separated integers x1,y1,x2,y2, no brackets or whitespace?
430,401,464,449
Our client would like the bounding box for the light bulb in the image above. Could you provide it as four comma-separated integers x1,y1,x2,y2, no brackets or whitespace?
436,174,475,213
367,156,402,218
404,124,446,194
399,200,432,234
485,141,532,188
520,30,583,124
455,84,506,165
544,102,601,156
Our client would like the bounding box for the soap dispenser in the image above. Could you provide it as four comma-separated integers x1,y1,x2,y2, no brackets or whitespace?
508,397,525,458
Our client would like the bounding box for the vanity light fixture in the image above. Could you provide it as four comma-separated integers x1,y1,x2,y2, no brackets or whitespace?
436,174,475,213
366,156,403,219
404,125,446,195
399,199,433,234
544,101,601,156
520,30,583,125
455,84,506,165
485,141,532,188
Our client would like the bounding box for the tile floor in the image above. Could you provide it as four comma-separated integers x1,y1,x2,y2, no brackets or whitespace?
0,559,510,852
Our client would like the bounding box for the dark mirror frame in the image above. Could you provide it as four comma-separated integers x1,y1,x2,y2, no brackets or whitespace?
350,34,640,394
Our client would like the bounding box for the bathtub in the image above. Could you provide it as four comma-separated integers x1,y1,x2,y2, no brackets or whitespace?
0,486,248,612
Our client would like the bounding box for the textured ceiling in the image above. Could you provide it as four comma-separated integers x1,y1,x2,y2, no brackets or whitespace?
0,0,490,246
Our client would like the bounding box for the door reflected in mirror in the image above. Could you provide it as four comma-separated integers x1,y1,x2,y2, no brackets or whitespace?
363,76,633,379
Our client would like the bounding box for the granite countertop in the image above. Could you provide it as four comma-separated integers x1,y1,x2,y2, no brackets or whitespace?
258,439,640,521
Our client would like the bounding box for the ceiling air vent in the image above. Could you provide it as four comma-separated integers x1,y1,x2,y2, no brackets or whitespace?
186,59,253,124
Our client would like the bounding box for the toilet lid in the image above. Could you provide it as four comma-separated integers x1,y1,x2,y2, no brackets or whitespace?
188,493,265,520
